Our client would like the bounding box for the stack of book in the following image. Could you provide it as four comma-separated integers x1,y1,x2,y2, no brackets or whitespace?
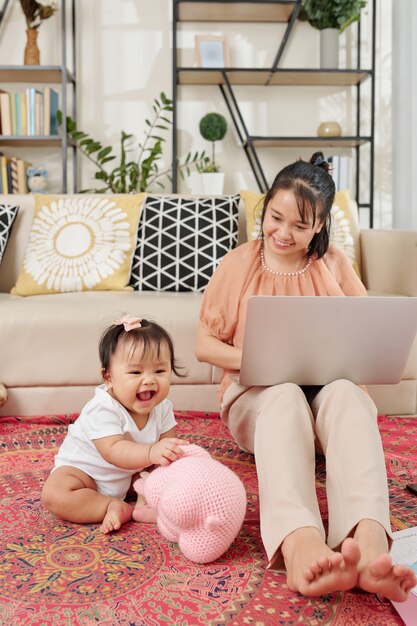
0,154,31,193
0,87,59,137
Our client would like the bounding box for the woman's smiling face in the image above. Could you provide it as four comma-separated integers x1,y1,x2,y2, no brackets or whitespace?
262,188,323,264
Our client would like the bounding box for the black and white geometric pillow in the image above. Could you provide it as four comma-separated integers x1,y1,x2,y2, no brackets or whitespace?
130,195,240,292
0,204,19,264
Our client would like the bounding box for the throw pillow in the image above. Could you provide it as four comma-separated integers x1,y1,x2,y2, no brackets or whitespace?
12,193,145,296
0,204,19,264
130,194,240,292
240,189,360,274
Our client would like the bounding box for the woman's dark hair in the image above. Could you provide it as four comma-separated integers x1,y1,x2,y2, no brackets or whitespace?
260,151,335,258
99,318,186,377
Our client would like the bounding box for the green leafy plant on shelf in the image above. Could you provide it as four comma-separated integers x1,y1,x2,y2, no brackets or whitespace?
197,112,228,174
57,92,209,193
300,0,367,32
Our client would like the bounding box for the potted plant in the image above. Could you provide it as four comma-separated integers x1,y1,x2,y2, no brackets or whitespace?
300,0,367,68
19,0,59,65
57,92,207,193
198,112,228,194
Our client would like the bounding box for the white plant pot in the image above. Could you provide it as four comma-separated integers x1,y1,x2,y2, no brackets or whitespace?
320,28,339,69
201,172,225,195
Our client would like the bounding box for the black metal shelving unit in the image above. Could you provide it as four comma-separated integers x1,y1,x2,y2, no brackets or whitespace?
0,0,77,193
172,0,376,226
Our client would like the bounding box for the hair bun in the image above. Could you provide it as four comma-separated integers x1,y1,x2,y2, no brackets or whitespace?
310,151,330,173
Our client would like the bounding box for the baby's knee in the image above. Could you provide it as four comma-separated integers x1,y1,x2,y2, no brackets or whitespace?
41,478,67,515
41,480,57,513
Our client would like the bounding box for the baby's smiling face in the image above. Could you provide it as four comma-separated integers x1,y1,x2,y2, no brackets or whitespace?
103,339,172,419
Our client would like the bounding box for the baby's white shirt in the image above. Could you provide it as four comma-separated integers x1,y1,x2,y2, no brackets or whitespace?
53,384,177,497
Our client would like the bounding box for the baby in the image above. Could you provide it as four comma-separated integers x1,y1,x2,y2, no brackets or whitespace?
42,314,186,533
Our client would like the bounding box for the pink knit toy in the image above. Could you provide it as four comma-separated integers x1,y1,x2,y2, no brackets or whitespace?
133,443,247,563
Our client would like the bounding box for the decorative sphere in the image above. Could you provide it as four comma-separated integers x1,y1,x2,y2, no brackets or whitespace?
317,121,342,137
199,113,228,142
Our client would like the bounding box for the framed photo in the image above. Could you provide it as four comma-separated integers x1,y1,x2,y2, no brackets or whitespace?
195,35,230,68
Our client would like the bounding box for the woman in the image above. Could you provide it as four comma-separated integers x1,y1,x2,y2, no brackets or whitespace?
195,153,416,600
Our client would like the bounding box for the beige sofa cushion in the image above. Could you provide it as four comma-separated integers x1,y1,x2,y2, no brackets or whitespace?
0,290,215,389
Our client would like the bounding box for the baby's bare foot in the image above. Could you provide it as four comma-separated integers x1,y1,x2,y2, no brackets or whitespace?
99,500,132,534
358,553,417,602
282,528,360,597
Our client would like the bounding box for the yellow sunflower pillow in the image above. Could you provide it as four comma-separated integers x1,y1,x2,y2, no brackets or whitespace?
240,189,361,275
12,193,145,296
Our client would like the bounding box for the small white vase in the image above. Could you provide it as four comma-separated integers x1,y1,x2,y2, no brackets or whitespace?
201,172,225,195
320,28,339,69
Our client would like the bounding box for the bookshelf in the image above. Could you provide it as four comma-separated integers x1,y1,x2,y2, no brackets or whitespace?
0,0,77,193
173,0,376,226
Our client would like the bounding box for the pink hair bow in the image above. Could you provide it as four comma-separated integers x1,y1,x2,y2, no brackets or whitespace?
113,315,142,332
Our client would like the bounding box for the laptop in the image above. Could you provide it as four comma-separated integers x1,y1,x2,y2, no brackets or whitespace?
239,296,417,387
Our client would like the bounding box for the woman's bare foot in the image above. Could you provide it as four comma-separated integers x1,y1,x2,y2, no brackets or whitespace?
355,519,417,601
359,554,416,602
99,499,132,534
281,527,360,596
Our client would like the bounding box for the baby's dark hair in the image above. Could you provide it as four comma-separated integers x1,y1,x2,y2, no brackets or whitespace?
99,317,186,377
260,151,335,258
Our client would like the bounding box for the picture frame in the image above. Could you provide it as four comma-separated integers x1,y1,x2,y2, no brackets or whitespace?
195,35,230,68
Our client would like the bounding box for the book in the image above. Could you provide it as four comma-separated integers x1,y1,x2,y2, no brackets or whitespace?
0,156,9,193
6,159,12,192
35,90,43,135
43,87,59,136
0,91,11,136
389,526,417,625
20,91,27,135
9,93,17,135
26,87,42,136
16,158,31,193
25,88,33,136
15,94,22,136
9,157,20,193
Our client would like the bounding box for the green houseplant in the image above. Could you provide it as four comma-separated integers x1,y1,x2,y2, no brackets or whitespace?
301,0,367,68
300,0,367,32
58,92,208,193
198,112,228,174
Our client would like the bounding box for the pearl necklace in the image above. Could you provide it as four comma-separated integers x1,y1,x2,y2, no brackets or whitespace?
260,246,312,277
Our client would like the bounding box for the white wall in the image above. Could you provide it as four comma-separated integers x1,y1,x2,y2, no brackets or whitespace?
0,0,392,226
392,0,417,230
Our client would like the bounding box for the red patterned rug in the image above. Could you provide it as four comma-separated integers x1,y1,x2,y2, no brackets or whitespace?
0,411,416,625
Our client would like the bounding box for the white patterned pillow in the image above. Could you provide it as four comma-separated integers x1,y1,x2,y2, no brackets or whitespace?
12,194,145,295
0,204,19,264
130,195,240,292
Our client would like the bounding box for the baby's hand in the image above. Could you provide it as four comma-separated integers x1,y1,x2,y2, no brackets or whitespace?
148,438,187,466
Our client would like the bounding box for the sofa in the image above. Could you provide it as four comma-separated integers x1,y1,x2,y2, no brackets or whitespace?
0,193,416,417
